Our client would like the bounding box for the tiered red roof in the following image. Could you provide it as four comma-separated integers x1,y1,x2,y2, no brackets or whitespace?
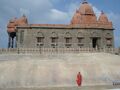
71,0,113,29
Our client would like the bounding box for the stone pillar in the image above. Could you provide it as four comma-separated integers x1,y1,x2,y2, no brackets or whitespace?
11,37,14,48
8,36,11,48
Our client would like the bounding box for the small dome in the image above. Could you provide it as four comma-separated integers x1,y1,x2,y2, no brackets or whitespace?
79,0,95,15
71,10,82,24
98,11,109,23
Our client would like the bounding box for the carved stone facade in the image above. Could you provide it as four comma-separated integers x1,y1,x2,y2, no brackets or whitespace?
7,1,114,49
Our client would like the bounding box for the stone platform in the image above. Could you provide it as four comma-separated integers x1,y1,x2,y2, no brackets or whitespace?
0,53,120,88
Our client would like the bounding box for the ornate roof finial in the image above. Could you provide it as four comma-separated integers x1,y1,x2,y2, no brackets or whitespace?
82,0,88,4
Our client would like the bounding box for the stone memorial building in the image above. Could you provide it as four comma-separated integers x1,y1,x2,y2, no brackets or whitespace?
7,0,114,49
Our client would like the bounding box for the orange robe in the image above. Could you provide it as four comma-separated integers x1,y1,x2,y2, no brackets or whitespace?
76,72,82,86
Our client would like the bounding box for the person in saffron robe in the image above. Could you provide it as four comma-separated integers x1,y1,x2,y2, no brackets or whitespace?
76,72,82,86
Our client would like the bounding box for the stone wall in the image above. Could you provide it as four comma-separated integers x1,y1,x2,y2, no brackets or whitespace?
16,27,114,49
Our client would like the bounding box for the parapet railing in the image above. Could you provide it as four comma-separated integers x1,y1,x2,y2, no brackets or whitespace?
0,48,119,55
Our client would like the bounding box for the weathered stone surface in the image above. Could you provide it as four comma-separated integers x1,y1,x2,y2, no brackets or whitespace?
0,53,120,88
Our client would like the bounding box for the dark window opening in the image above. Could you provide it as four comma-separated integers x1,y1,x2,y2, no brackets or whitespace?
78,38,83,43
106,38,112,48
65,38,71,43
37,37,44,43
51,37,58,43
106,38,112,45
